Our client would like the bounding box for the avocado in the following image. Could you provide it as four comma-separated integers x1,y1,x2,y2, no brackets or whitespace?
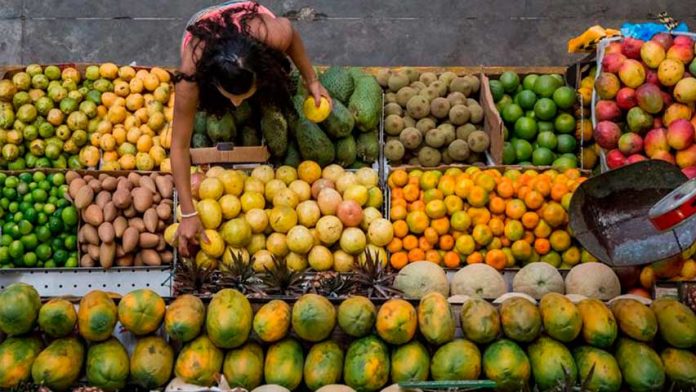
348,72,382,132
334,136,357,167
194,111,207,134
321,99,354,138
319,66,355,104
206,112,236,143
296,118,335,167
356,131,379,162
260,106,288,158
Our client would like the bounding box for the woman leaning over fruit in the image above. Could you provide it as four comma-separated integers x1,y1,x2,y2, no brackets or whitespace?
171,1,330,257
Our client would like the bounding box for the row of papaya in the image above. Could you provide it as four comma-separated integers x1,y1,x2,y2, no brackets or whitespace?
0,282,695,391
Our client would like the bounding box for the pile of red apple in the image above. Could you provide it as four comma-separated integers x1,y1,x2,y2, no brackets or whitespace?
594,33,696,178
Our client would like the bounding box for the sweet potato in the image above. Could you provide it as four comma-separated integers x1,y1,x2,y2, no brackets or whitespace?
65,170,81,184
74,186,94,209
128,172,141,187
128,217,145,233
68,178,86,199
112,188,132,209
116,254,134,267
132,187,153,213
83,204,104,226
99,242,116,269
95,191,111,209
140,249,161,266
122,227,139,253
103,202,117,223
139,233,159,249
98,222,115,243
123,205,136,218
113,216,127,238
143,208,158,233
101,176,118,192
161,251,173,264
87,244,100,260
80,224,99,246
88,179,102,193
80,254,95,268
140,176,156,194
156,203,172,221
155,175,174,199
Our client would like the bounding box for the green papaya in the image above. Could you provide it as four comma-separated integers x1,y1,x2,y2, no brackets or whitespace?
615,338,665,392
260,106,288,158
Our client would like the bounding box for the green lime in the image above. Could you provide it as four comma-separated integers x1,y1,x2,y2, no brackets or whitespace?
0,234,12,246
532,147,555,166
502,104,524,124
499,72,520,93
541,251,562,267
489,80,505,102
2,188,16,201
43,204,55,215
557,134,578,154
48,216,63,234
21,233,38,250
0,199,9,210
537,131,558,150
64,234,77,250
550,74,565,86
51,237,64,251
516,90,537,110
537,121,555,133
5,177,18,188
60,206,78,227
18,220,32,235
56,199,69,209
0,246,9,264
553,86,577,110
554,113,576,134
36,243,51,261
23,208,37,224
533,75,561,98
534,98,558,121
553,156,578,171
13,212,23,224
31,189,48,203
50,173,65,186
53,249,68,265
502,142,516,164
65,256,78,268
514,117,538,141
43,261,55,268
36,226,51,242
525,110,536,119
32,171,45,183
9,240,24,258
37,212,48,226
22,252,37,267
523,74,539,90
38,180,51,191
18,173,32,183
0,173,6,185
512,139,533,162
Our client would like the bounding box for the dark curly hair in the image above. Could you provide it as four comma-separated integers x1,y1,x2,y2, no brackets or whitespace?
175,2,294,115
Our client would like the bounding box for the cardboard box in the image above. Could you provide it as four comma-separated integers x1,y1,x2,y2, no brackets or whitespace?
190,143,270,165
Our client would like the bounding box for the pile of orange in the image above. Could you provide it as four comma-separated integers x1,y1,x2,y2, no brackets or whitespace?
387,166,589,271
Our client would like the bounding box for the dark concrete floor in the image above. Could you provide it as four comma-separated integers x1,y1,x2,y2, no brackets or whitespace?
1,0,695,68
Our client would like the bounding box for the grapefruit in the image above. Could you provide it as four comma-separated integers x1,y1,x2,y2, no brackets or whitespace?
217,170,245,196
366,187,384,208
336,172,358,194
275,165,298,185
303,96,331,123
288,180,311,202
296,200,321,228
264,179,287,202
251,165,275,184
199,178,224,200
336,200,364,227
287,226,315,254
244,209,268,234
333,250,355,272
298,161,322,184
219,195,242,219
252,250,274,273
244,177,265,194
367,218,393,247
221,218,253,248
308,245,334,271
201,230,225,258
340,228,367,255
322,164,345,183
355,167,379,187
273,188,300,209
317,188,342,216
311,178,335,199
240,192,265,212
287,252,308,271
316,216,343,245
269,206,298,233
197,199,222,230
266,233,289,257
360,207,383,231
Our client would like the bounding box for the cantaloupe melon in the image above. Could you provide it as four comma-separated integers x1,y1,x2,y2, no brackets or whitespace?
451,264,506,299
512,262,564,299
316,385,356,392
565,263,620,300
252,384,292,392
393,261,449,298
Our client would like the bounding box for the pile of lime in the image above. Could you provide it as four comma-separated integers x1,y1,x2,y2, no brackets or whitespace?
0,171,78,268
490,72,579,169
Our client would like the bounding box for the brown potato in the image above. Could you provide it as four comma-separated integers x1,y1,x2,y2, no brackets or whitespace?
155,175,174,199
132,187,154,213
128,172,141,187
88,179,102,193
139,232,159,249
122,227,139,253
80,254,96,268
80,224,99,246
83,204,104,226
153,194,161,203
95,191,111,209
128,217,145,233
98,222,115,243
83,175,95,183
140,249,161,266
101,176,118,191
139,176,157,194
99,242,116,269
98,173,108,181
74,186,94,209
103,202,117,223
157,220,166,231
113,216,128,238
112,188,132,209
143,208,158,233
87,244,100,259
156,203,172,221
68,179,87,200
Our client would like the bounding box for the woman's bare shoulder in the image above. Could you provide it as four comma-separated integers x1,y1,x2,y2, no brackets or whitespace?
249,14,293,52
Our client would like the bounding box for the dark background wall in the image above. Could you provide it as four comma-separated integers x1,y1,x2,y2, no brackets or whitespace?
1,0,695,67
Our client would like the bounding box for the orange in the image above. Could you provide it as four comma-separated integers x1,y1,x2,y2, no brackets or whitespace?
408,176,420,186
419,171,440,190
472,224,493,246
496,180,515,199
437,175,456,196
522,231,535,244
418,236,433,251
534,238,551,255
681,260,696,280
489,217,505,237
455,177,474,199
391,188,404,201
534,179,552,197
517,186,530,201
391,205,407,221
524,190,544,210
408,248,426,262
467,186,489,208
466,252,484,265
406,211,429,234
451,211,472,232
542,202,566,228
403,235,418,251
534,220,552,239
504,220,524,241
561,193,573,211
501,238,511,247
425,250,441,264
431,217,450,236
485,249,507,270
565,168,581,180
445,167,463,177
403,184,420,202
409,200,426,213
501,248,515,267
423,227,439,246
390,252,409,269
562,246,581,266
393,220,409,238
390,170,409,187
549,230,571,252
455,235,476,255
391,197,407,208
488,237,502,250
444,195,464,215
425,199,447,219
439,235,454,251
505,199,526,219
521,212,539,229
297,161,322,184
489,196,506,214
387,238,403,253
475,173,496,192
468,207,491,226
550,182,569,201
423,189,444,203
112,127,127,145
444,252,461,268
640,266,655,289
511,240,533,262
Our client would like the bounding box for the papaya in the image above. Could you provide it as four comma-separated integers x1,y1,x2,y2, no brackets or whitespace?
528,336,577,392
651,298,696,348
38,298,77,338
500,297,541,343
615,338,665,392
0,282,41,336
417,292,455,346
304,340,344,391
77,290,118,342
376,298,417,345
118,288,166,335
207,288,253,348
165,294,205,343
390,340,430,383
174,335,223,386
577,299,617,349
482,339,531,392
460,298,500,344
344,335,390,392
430,339,481,381
130,336,174,389
292,293,336,342
539,293,582,343
660,347,696,385
573,346,622,392
610,298,657,342
337,296,376,338
264,338,304,391
254,299,291,343
86,337,130,391
223,342,264,390
31,337,84,392
0,336,43,389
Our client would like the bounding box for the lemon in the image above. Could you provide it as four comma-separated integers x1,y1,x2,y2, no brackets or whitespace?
303,97,331,123
308,245,334,271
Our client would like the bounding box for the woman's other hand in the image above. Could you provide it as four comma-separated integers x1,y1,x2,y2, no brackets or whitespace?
176,215,208,258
